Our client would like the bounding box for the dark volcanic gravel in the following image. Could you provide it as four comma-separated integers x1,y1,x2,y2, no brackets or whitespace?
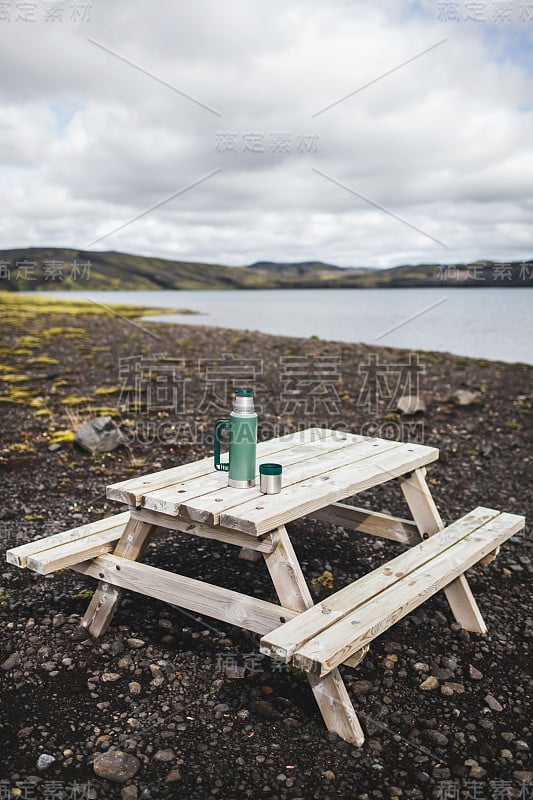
0,307,531,800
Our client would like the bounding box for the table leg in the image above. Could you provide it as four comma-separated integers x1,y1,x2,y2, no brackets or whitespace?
80,513,156,638
263,525,365,746
400,468,487,633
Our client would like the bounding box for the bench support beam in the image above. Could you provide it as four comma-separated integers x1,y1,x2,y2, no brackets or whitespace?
399,468,487,633
80,513,156,638
306,503,420,545
263,525,365,746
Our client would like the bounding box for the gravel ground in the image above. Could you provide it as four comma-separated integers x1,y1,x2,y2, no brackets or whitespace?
0,305,531,800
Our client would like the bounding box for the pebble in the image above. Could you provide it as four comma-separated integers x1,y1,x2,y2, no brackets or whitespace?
397,395,426,415
121,787,138,800
127,639,145,649
36,754,56,771
453,389,482,406
165,768,182,782
470,766,487,779
128,681,142,696
93,751,140,783
1,652,21,671
441,682,465,696
422,730,449,747
468,664,484,680
322,770,335,781
52,613,66,628
250,700,278,720
154,748,175,762
513,771,533,783
351,680,373,696
419,676,439,691
485,694,503,712
238,547,263,563
102,672,121,682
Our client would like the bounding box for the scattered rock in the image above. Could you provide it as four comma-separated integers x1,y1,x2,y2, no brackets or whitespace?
470,766,487,779
468,664,484,680
441,682,465,696
250,700,279,720
397,395,426,415
128,681,142,696
513,771,533,783
36,754,56,771
452,389,482,406
1,652,21,671
419,676,439,691
485,694,503,712
121,787,138,800
422,730,449,748
238,547,263,564
102,672,121,682
93,751,140,784
127,638,145,650
74,417,125,454
153,749,175,762
165,768,182,783
352,679,373,696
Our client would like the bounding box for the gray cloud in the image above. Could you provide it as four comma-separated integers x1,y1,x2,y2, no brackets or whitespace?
1,0,532,267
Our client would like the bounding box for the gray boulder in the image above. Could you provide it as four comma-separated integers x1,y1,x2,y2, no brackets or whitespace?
74,416,125,453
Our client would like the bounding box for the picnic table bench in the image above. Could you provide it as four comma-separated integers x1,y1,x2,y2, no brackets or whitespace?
6,427,525,746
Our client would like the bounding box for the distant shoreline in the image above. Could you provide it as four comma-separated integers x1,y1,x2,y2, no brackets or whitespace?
1,246,531,291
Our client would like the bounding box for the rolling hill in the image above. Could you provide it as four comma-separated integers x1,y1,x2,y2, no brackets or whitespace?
0,247,530,290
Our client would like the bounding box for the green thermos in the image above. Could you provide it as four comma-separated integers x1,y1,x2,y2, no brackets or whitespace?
214,388,257,488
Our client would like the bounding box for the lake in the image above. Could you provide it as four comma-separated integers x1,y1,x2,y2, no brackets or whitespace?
38,288,532,365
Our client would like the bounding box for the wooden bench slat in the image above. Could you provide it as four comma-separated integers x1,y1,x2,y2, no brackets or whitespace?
221,442,439,536
107,427,336,506
27,528,125,574
291,510,525,676
143,431,365,516
260,506,500,662
179,434,395,526
6,512,130,568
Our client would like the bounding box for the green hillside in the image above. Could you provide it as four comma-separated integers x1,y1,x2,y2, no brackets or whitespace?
0,247,531,290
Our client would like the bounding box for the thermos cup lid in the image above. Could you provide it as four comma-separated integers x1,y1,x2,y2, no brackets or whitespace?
259,463,282,475
232,387,256,414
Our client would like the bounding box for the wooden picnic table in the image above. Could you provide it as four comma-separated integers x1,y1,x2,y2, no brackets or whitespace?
7,427,524,746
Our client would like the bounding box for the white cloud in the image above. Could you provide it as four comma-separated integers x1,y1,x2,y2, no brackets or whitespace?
0,0,532,266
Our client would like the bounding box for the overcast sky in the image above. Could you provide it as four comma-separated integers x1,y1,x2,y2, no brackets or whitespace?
1,0,532,267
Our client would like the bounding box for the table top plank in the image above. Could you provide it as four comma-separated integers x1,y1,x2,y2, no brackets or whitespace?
107,426,335,506
144,430,366,516
182,437,404,526
220,442,439,535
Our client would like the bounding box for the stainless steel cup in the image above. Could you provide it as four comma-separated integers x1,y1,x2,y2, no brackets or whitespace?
259,463,282,494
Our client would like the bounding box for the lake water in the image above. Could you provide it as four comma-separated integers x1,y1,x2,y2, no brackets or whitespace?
38,288,532,365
